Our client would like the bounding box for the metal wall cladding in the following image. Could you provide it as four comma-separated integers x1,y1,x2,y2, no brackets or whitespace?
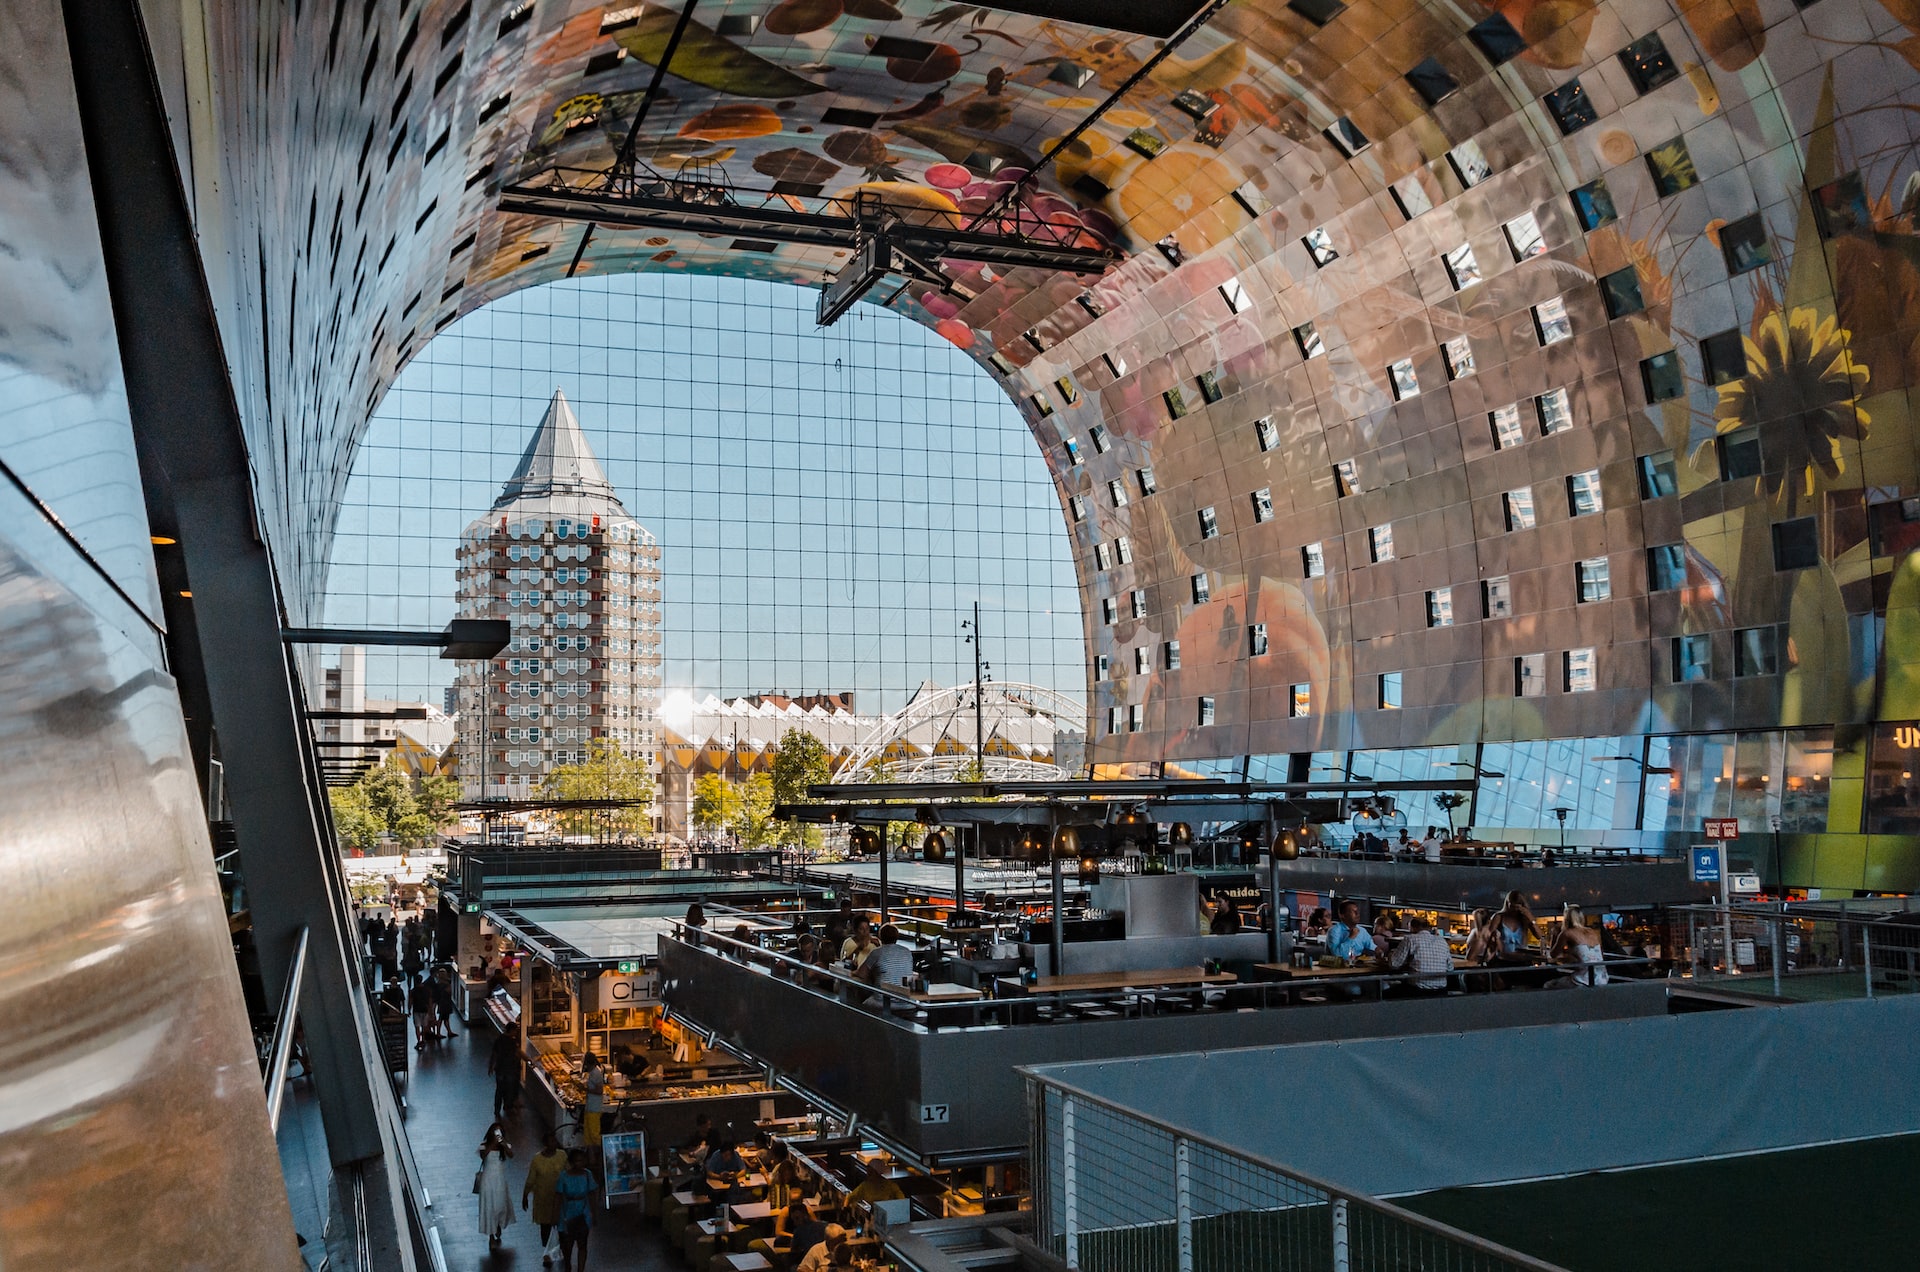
178,1,1918,780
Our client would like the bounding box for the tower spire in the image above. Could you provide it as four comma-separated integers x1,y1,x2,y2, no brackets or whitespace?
493,387,616,506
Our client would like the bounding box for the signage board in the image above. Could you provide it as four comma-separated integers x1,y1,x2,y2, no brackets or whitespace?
919,1103,950,1125
1728,873,1762,895
1690,846,1722,884
1703,818,1740,840
603,972,658,1005
602,1131,648,1199
464,901,482,913
615,959,642,975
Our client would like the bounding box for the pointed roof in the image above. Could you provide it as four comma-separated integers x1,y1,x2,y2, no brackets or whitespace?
493,388,618,508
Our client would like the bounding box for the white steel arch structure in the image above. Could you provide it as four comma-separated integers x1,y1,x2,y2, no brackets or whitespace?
834,682,1087,784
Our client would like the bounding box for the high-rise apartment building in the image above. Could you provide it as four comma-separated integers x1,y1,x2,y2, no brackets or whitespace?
452,389,662,800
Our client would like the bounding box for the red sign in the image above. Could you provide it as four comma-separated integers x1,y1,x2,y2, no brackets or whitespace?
1703,818,1740,840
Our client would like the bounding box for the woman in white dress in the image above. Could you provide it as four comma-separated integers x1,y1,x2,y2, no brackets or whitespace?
477,1121,516,1247
1550,905,1610,987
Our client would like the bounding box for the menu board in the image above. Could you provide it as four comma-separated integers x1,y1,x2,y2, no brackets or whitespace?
602,1131,648,1200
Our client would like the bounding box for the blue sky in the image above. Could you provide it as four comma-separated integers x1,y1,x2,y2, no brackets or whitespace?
323,273,1084,715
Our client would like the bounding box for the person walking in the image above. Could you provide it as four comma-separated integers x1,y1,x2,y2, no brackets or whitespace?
476,1123,515,1249
408,973,437,1050
522,1130,568,1265
553,1148,595,1271
432,964,460,1039
489,1023,523,1118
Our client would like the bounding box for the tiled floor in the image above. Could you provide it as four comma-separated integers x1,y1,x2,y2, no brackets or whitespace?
405,1021,675,1271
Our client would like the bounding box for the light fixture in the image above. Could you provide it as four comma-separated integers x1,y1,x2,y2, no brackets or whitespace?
1272,828,1301,861
1052,825,1081,860
923,830,947,862
1169,822,1193,846
150,535,177,546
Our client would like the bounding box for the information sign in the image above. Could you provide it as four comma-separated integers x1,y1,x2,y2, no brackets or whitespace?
602,1130,648,1199
1703,818,1740,840
1690,846,1722,883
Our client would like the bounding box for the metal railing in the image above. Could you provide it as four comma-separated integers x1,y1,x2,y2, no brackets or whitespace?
264,925,309,1133
1675,903,1920,1000
1027,1074,1565,1272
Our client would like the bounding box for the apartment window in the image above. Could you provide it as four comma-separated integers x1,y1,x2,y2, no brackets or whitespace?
1334,459,1360,496
1164,386,1189,419
1031,393,1054,417
1504,488,1537,531
1197,369,1224,403
1128,703,1143,732
1570,177,1617,230
1255,416,1279,451
1449,139,1493,188
1647,137,1698,197
1619,31,1678,93
1305,227,1339,266
1648,544,1687,591
1537,388,1573,435
1191,573,1210,604
1295,322,1326,359
1491,404,1526,450
1718,423,1762,480
1251,487,1275,522
1095,654,1111,679
1326,116,1370,157
1219,275,1248,313
1544,79,1598,134
1736,626,1779,676
1444,242,1482,290
1197,697,1216,727
1303,542,1326,578
1109,479,1129,508
1101,597,1118,625
1406,56,1458,105
1673,634,1711,682
1812,172,1871,239
1701,328,1747,385
1515,653,1546,697
1134,647,1150,675
1443,336,1476,379
1103,351,1127,377
1094,542,1112,571
1289,0,1346,25
1379,671,1404,709
1505,212,1546,260
1249,623,1269,656
1600,265,1645,318
1720,213,1774,276
1163,640,1182,670
1568,469,1604,516
1468,12,1527,63
1774,517,1820,570
1198,506,1219,539
1484,575,1513,618
1089,424,1110,453
1106,706,1122,735
1577,556,1611,602
1533,296,1572,345
1130,589,1148,619
1642,351,1684,401
1427,587,1455,627
1639,451,1678,499
1369,523,1396,562
1564,647,1598,692
1388,359,1421,400
1135,466,1157,497
1392,175,1435,220
1289,683,1311,717
1064,437,1082,466
1069,495,1087,521
1115,536,1134,565
1056,377,1079,405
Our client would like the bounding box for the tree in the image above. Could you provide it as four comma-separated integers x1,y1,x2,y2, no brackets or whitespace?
416,771,459,832
393,812,436,850
691,773,741,838
362,762,418,831
329,786,382,854
729,773,780,849
542,737,654,838
770,730,832,807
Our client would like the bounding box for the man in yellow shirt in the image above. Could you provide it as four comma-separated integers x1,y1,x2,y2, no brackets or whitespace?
846,1159,906,1209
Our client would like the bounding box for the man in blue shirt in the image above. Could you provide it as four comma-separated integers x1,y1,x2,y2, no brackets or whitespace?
1327,900,1377,962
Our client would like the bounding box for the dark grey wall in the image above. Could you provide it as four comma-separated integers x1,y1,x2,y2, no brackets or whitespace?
1267,858,1712,913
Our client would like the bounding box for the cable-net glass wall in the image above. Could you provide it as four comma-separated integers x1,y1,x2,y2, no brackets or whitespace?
318,273,1083,734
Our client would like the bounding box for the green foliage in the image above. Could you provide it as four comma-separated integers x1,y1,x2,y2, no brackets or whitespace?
416,772,459,830
730,773,780,849
691,772,741,834
953,759,985,784
362,763,418,830
542,737,655,837
329,785,383,853
770,730,833,806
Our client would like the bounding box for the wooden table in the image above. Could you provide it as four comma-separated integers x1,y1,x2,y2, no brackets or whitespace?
722,1256,773,1272
727,1201,776,1224
1256,962,1383,979
1029,967,1238,993
901,982,984,1002
672,1190,715,1208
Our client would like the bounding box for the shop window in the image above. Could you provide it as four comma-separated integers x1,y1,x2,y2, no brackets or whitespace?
1484,575,1513,618
1325,117,1370,157
1255,416,1279,451
1619,31,1678,93
1198,506,1219,539
1544,79,1598,134
1444,242,1482,290
1192,573,1210,604
1163,639,1181,670
1379,671,1404,709
1388,358,1421,399
1736,626,1780,676
1647,137,1698,197
1505,211,1546,260
1570,178,1617,231
1648,543,1687,591
1537,387,1573,435
1639,451,1678,499
1392,175,1435,220
1702,328,1747,385
1468,13,1527,64
1450,139,1494,187
1564,647,1597,692
1198,697,1216,726
1720,212,1774,276
1370,523,1396,562
1568,469,1604,517
1427,587,1454,627
1290,683,1311,717
1642,351,1684,401
1249,624,1269,656
1303,542,1326,578
1305,227,1339,266
1673,634,1711,682
1406,57,1458,106
1505,488,1537,531
1515,654,1546,697
1251,487,1274,522
1600,265,1645,318
1136,466,1156,496
1773,517,1820,570
1334,458,1360,496
1812,172,1871,239
1577,556,1611,602
1533,296,1572,345
1718,423,1762,480
1490,403,1526,449
1866,721,1920,833
1294,322,1326,359
1443,336,1476,379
